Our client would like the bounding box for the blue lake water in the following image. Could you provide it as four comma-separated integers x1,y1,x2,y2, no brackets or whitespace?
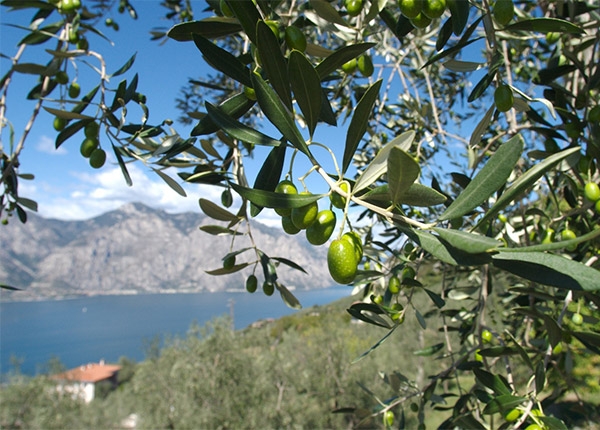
0,287,350,376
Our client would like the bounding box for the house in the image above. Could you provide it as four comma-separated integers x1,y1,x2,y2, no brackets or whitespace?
52,361,121,403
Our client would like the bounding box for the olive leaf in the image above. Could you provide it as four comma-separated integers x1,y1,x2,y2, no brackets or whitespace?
439,135,524,221
288,50,322,137
343,79,382,174
257,20,293,110
354,130,415,192
387,148,420,205
192,34,252,87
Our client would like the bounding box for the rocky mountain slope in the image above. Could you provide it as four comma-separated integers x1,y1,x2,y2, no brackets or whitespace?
0,203,331,301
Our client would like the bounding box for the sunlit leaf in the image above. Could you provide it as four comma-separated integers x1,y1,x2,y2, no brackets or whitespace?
43,107,94,120
153,169,187,197
288,50,322,136
492,251,600,291
309,0,348,27
354,131,415,192
388,148,420,205
343,80,382,173
433,228,502,254
352,326,399,363
398,183,447,207
439,135,524,221
276,282,302,309
476,146,581,227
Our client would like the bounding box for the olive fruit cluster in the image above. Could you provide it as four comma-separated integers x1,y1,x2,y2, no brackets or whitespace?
397,0,447,29
341,55,374,77
274,180,337,246
55,0,81,14
80,121,106,169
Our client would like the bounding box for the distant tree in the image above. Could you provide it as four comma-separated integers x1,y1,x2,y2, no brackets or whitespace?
1,0,599,427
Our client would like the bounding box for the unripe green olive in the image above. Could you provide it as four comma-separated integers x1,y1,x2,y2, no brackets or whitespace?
422,0,446,19
262,281,275,296
494,84,514,112
246,275,258,293
584,182,600,202
571,312,583,325
410,12,432,28
274,180,298,217
285,26,307,52
493,0,514,26
398,0,424,19
89,148,106,169
357,55,374,77
223,254,236,269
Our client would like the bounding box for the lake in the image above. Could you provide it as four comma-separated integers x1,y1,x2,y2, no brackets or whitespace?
0,287,351,376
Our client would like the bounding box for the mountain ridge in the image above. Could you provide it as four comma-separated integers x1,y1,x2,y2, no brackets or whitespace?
0,203,330,301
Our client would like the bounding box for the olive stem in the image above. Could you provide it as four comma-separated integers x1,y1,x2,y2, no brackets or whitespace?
315,166,434,230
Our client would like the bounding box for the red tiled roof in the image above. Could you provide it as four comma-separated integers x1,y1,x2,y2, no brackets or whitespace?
52,363,121,383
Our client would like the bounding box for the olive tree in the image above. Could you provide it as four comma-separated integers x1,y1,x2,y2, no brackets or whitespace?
1,0,599,428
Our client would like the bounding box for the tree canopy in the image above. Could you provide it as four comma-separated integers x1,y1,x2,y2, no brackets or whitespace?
1,0,599,427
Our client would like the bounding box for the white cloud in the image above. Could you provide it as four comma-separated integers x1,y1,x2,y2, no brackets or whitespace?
36,135,67,155
33,164,224,220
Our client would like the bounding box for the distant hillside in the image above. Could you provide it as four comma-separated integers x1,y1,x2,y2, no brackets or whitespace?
0,203,330,301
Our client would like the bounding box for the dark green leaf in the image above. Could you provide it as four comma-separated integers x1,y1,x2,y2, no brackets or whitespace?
343,79,382,173
415,308,427,329
112,144,132,187
226,0,261,43
1,284,21,291
539,416,569,430
199,198,238,222
424,288,446,308
387,148,420,205
16,197,37,212
408,228,492,267
192,34,251,87
468,70,496,103
192,93,255,136
413,343,444,356
167,17,242,41
257,20,293,111
12,63,51,75
250,144,287,216
422,37,483,69
272,257,308,274
473,368,512,396
288,50,322,137
502,18,585,35
433,228,501,254
1,1,53,10
352,326,398,363
199,225,243,236
535,361,546,394
492,251,600,291
206,262,251,275
205,102,280,146
231,183,324,209
55,120,87,149
482,395,526,415
447,0,470,35
18,22,62,45
478,346,518,357
16,205,27,223
439,135,524,221
347,302,391,329
110,53,136,77
315,43,376,79
251,72,311,157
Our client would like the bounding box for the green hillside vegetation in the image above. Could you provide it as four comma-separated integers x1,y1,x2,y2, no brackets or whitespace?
1,282,598,429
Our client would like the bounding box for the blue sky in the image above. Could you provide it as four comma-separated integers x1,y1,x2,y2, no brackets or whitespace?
1,2,359,224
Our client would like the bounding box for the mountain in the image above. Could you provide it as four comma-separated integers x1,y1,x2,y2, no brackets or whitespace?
0,203,331,301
